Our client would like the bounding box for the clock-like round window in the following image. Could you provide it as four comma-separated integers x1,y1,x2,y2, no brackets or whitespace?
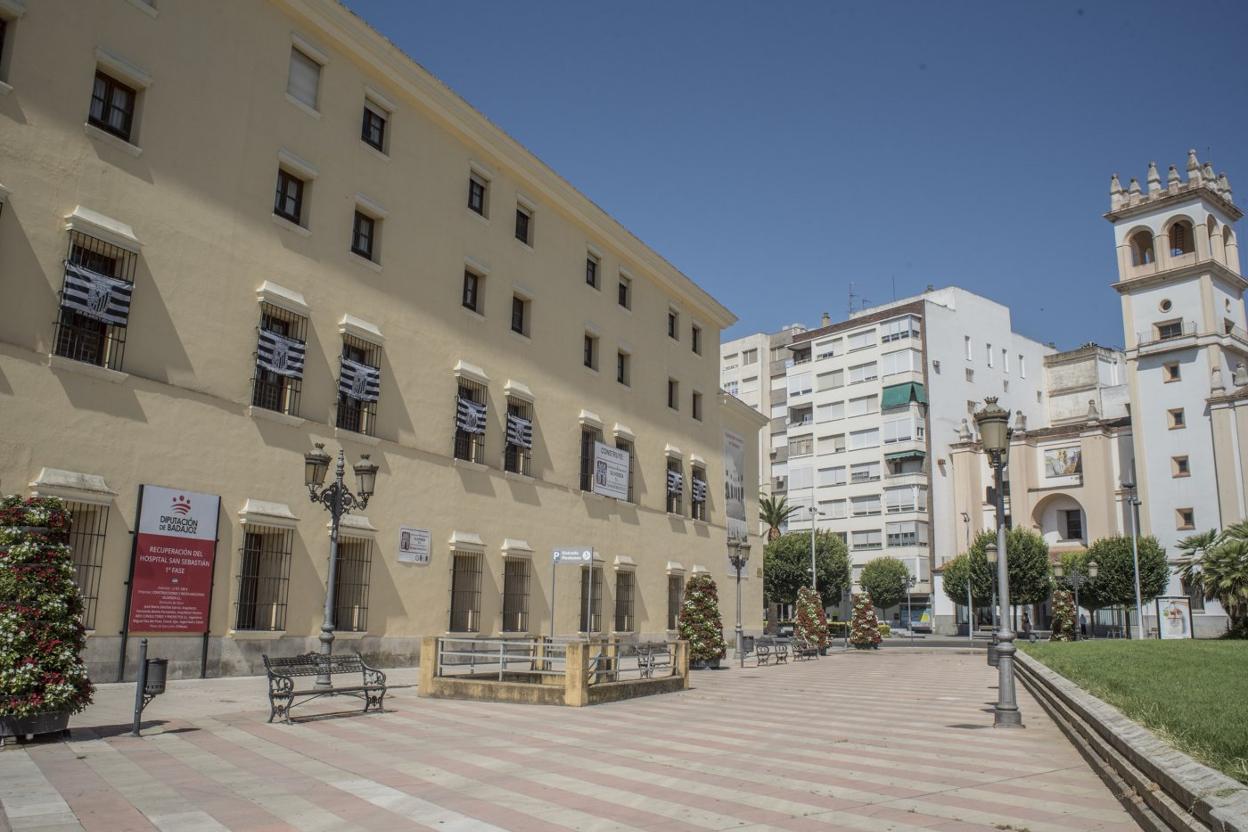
1159,299,1173,313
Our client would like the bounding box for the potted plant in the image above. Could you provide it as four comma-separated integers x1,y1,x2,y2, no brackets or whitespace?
794,585,829,653
0,496,94,743
848,592,882,650
677,573,727,669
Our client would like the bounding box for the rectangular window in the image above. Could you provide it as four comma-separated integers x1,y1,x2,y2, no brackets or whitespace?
515,206,532,245
1156,320,1184,341
235,526,294,631
818,370,845,391
986,343,994,367
881,349,922,376
274,168,305,225
65,501,109,630
351,210,376,261
614,571,635,632
89,70,137,142
788,372,814,397
336,337,381,436
852,529,883,551
449,552,482,632
789,435,814,458
1003,349,1010,373
511,294,529,336
333,538,372,632
965,336,973,361
1168,408,1185,429
617,350,631,386
848,395,877,418
742,348,758,364
880,317,920,343
618,275,632,308
580,565,603,632
1062,509,1083,541
583,332,598,370
586,254,599,288
579,426,602,491
1172,455,1190,477
361,100,387,152
501,558,531,633
851,461,881,483
1164,363,1181,382
848,362,878,384
882,415,914,444
667,574,683,630
668,378,679,410
1176,508,1195,530
615,437,635,502
287,47,321,109
504,397,533,476
666,458,684,515
965,368,975,382
886,521,928,548
54,232,136,371
691,465,707,520
849,428,880,450
462,269,483,313
453,379,487,464
885,485,925,513
668,310,680,340
692,391,703,421
691,325,703,355
251,303,306,416
0,19,7,81
817,465,846,486
847,329,875,351
823,433,846,454
822,499,847,519
1182,576,1205,612
851,494,881,517
1019,355,1026,378
468,174,488,216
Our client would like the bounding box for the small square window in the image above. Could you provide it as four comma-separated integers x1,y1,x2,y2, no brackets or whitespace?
618,275,632,309
965,368,974,382
668,310,679,340
1163,363,1181,382
692,391,703,421
586,254,599,289
468,174,488,216
511,295,529,336
691,324,702,355
1176,508,1195,530
668,378,679,410
617,350,630,386
361,101,387,152
274,169,306,225
287,47,321,110
1168,408,1185,429
351,210,376,261
1172,456,1190,477
583,332,598,370
515,206,532,245
462,270,483,314
88,70,137,142
1156,320,1184,341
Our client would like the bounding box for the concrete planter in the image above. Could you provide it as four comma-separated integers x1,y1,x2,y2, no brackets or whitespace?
0,710,70,743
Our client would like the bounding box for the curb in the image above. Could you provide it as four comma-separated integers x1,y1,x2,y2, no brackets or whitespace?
1015,651,1248,832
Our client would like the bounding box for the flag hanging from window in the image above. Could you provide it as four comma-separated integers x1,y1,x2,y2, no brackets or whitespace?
256,329,305,378
506,412,532,448
60,261,133,326
666,468,684,496
456,396,487,434
338,357,380,402
692,477,707,503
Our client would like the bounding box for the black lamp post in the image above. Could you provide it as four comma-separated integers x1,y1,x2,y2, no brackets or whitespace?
729,539,750,668
1053,559,1098,640
974,397,1022,728
304,443,378,688
1119,475,1146,639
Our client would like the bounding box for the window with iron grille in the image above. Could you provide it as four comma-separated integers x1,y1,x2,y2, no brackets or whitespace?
502,558,530,632
88,70,137,142
614,571,635,632
273,168,305,225
252,303,305,416
666,458,684,515
454,379,488,464
691,465,708,521
579,565,603,632
462,269,483,313
614,437,635,502
336,337,381,436
579,426,602,491
64,501,109,630
503,397,532,475
333,537,372,632
53,232,135,371
234,526,293,631
667,574,683,630
361,101,387,152
449,551,482,632
351,210,376,261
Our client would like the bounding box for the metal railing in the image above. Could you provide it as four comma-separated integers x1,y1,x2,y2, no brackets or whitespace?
587,641,676,685
435,637,568,680
1136,320,1195,346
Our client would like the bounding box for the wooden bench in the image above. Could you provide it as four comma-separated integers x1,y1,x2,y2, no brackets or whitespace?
262,652,387,724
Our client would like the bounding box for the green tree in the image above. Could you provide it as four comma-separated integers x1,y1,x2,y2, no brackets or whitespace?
759,494,799,541
1177,526,1248,637
859,557,911,611
965,529,1051,607
941,550,994,609
1078,535,1169,612
763,530,851,609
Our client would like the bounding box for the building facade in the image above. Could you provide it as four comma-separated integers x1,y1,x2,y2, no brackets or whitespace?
0,0,766,679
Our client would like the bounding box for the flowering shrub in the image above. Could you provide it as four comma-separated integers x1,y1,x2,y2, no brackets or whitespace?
1050,588,1076,642
0,496,93,718
794,585,828,649
849,592,882,648
677,573,727,663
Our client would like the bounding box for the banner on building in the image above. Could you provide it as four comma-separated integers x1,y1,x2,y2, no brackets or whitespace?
127,485,221,633
256,329,306,378
1156,596,1193,639
592,441,630,500
666,468,684,496
398,526,431,565
724,430,747,548
506,412,532,448
456,396,487,434
1044,447,1082,478
338,357,381,402
692,477,708,504
61,261,133,326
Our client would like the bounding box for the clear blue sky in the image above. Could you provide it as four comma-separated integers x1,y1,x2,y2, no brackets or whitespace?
345,0,1248,349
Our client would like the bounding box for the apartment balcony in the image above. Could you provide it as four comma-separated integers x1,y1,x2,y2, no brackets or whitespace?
770,358,791,377
771,445,788,464
1134,320,1195,355
769,416,787,433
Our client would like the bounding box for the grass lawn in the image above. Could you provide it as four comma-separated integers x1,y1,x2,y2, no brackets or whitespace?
1022,640,1248,784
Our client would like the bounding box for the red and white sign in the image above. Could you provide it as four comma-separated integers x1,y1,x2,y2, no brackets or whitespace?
127,485,220,633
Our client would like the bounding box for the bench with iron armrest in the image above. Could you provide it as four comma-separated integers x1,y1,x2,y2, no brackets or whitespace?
262,652,387,724
634,642,673,679
755,638,773,666
792,637,820,660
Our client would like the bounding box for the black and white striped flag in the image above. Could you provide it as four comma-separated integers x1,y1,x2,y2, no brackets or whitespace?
666,469,684,496
506,413,532,448
338,357,380,402
692,477,707,503
456,396,487,434
60,261,132,326
256,329,305,378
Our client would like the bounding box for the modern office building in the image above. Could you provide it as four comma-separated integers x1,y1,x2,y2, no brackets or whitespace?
0,0,767,679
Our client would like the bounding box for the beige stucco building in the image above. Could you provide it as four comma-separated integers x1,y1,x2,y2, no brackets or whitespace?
0,0,766,679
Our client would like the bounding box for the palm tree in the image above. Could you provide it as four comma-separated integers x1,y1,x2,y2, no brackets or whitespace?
759,493,798,541
1176,528,1248,637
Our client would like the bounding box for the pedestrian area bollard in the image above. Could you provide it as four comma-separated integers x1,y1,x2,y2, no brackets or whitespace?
130,638,168,737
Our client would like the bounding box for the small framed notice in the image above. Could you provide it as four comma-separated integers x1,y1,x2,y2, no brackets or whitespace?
398,526,431,565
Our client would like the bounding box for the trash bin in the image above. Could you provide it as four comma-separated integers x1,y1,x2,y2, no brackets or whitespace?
986,633,1000,667
143,658,168,696
742,635,755,655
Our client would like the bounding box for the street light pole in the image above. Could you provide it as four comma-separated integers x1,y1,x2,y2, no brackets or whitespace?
961,511,973,641
729,540,750,668
1122,477,1145,639
906,574,916,647
808,504,822,593
1054,560,1097,641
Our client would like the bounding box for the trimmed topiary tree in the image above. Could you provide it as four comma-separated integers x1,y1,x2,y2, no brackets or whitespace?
794,585,828,650
0,496,93,738
849,592,881,649
677,573,727,666
859,557,910,612
1079,535,1169,614
763,530,851,610
1050,588,1076,642
941,549,994,610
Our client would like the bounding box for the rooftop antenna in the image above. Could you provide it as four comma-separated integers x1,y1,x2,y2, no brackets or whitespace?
891,275,896,302
847,282,858,317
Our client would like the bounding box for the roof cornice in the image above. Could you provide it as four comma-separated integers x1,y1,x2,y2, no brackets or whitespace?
1111,260,1248,294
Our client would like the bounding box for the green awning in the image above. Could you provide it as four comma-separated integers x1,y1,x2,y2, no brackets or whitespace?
884,449,926,462
881,382,927,410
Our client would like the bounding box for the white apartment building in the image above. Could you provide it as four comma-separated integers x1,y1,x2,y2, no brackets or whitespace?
780,289,1052,625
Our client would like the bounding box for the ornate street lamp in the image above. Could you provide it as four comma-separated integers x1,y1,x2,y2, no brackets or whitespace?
1053,559,1098,640
1120,475,1146,639
304,443,379,688
729,539,750,668
973,397,1022,728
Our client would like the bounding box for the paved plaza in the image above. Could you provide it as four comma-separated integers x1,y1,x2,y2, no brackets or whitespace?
0,650,1140,832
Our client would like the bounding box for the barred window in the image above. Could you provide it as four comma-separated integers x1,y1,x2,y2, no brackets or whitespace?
54,232,136,371
579,564,603,633
691,464,707,521
614,570,635,632
503,397,532,476
502,558,530,632
614,438,635,502
336,336,381,436
449,551,482,632
234,526,293,631
454,379,488,464
666,458,684,515
333,537,372,632
252,303,305,416
667,574,683,630
579,426,602,491
64,501,109,630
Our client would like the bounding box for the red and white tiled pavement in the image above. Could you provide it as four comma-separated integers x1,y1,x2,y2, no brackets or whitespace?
0,649,1141,832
